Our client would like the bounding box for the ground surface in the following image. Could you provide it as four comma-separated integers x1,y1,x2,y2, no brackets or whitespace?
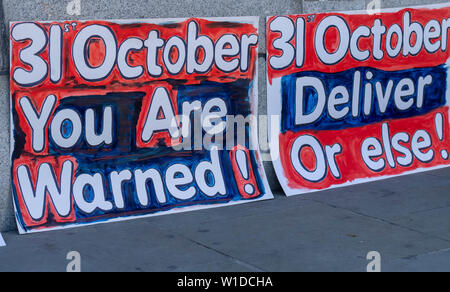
0,167,449,272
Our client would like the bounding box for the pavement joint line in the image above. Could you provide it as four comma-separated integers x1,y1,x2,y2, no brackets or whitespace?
408,205,450,215
305,197,450,244
170,231,266,272
401,247,450,260
412,247,450,258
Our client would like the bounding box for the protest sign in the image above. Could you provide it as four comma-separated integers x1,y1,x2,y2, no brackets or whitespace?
267,4,450,195
10,17,272,233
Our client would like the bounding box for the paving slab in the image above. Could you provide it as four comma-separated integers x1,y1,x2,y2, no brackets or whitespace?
384,248,450,272
388,206,450,242
156,197,450,272
0,219,259,272
304,171,450,220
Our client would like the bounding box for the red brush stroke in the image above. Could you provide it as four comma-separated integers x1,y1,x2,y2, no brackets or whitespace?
230,145,261,199
267,5,450,83
10,18,258,91
12,155,78,229
279,107,450,191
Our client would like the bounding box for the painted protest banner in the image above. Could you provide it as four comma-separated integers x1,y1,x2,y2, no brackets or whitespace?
10,17,273,233
267,4,450,196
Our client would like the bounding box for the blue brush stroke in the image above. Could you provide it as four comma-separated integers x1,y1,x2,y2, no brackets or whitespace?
281,65,447,133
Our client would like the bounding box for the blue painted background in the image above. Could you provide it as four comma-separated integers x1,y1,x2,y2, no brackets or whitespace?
280,65,447,133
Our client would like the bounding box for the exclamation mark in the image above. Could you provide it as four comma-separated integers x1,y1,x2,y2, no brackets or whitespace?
230,145,261,199
236,150,255,195
435,113,449,160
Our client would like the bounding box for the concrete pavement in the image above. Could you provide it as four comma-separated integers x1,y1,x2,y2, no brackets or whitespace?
0,167,449,272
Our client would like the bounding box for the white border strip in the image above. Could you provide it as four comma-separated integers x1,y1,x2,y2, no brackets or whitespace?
0,233,6,247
